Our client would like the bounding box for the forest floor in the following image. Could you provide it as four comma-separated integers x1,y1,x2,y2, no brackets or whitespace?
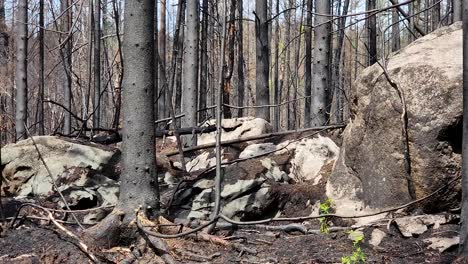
0,197,461,264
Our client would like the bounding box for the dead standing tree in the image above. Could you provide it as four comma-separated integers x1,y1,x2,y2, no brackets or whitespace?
255,0,271,122
181,0,200,146
85,0,159,244
15,0,28,141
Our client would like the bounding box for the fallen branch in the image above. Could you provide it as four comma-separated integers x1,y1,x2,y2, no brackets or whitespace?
165,124,345,156
24,126,84,229
9,203,98,263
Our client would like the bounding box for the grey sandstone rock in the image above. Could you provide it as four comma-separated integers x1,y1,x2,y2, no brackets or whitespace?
328,23,463,214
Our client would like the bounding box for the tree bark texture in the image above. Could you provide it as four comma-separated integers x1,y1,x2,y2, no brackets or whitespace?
255,0,270,122
311,0,331,126
119,0,158,220
181,0,199,146
15,0,28,141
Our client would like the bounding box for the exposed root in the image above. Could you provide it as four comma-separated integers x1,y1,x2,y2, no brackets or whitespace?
82,209,124,248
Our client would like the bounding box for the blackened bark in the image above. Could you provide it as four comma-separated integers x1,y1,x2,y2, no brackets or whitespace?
93,0,102,129
431,0,440,30
453,0,462,22
311,0,331,126
38,0,45,135
119,0,158,220
255,0,270,121
181,0,199,146
0,0,8,65
459,0,468,255
199,0,209,122
158,0,167,119
366,0,377,65
273,0,280,130
392,2,401,52
61,0,72,134
333,0,349,124
15,0,27,141
223,0,236,119
237,0,245,118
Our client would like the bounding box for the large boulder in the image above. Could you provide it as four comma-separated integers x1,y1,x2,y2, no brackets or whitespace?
328,23,462,215
1,136,120,207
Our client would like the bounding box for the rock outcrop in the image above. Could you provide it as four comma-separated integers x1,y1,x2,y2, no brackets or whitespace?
328,23,463,214
1,136,120,207
198,117,273,145
178,135,339,221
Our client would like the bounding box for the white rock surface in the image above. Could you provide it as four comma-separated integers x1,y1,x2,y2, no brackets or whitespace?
395,215,448,237
424,236,459,252
369,229,387,247
198,117,272,145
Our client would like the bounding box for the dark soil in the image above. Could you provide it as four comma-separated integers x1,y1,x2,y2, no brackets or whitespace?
0,216,460,264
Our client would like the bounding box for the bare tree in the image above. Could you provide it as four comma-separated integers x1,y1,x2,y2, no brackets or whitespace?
15,0,28,140
255,0,270,121
199,0,209,122
366,0,377,65
392,1,401,52
311,0,331,126
284,0,292,129
158,0,167,120
431,0,440,30
154,0,158,119
181,0,199,145
333,0,350,123
0,0,8,65
37,0,45,135
459,0,468,255
175,1,186,118
273,0,281,130
93,0,102,129
237,0,245,118
223,0,236,119
453,0,462,22
108,0,158,223
61,0,72,134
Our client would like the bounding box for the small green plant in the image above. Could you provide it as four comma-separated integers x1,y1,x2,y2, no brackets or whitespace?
341,231,366,264
318,198,333,234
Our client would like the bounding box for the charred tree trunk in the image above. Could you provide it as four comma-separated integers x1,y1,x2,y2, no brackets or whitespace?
175,1,186,118
333,0,349,124
181,0,199,146
304,0,312,128
38,0,45,135
273,0,281,130
366,0,377,65
0,0,7,65
459,0,468,255
311,0,331,126
392,2,401,52
61,0,72,134
93,0,102,129
199,0,209,122
158,0,167,119
255,0,270,122
453,0,462,22
154,0,159,120
237,0,245,118
118,0,158,221
15,0,27,141
431,0,440,30
223,0,236,119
